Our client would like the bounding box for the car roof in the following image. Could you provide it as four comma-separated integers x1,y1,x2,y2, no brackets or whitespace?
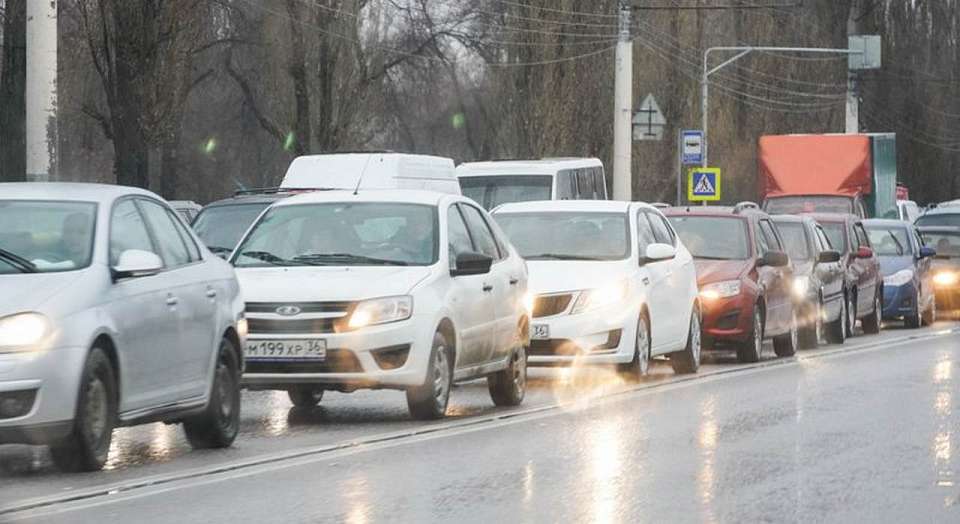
770,214,804,223
863,218,910,228
923,206,960,216
457,158,602,176
273,189,450,207
662,206,759,219
0,182,156,203
918,225,960,234
492,199,639,214
805,212,858,223
203,193,291,208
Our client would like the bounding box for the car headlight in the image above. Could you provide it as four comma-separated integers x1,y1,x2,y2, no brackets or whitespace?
883,269,915,287
0,313,51,351
571,280,629,314
523,291,536,315
792,276,810,298
700,280,741,300
934,271,959,287
347,296,413,329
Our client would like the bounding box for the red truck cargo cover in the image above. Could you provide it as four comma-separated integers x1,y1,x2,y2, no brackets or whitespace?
758,134,873,198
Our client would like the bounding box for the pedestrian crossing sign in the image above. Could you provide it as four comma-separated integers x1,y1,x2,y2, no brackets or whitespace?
688,168,721,202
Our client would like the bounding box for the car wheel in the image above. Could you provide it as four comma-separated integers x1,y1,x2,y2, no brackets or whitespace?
825,294,847,344
922,291,937,326
618,313,651,381
773,308,799,357
862,289,882,334
488,342,527,407
287,387,324,408
905,288,922,328
183,337,241,449
670,307,701,374
50,348,117,472
798,301,822,350
736,308,763,363
407,332,453,420
845,293,857,338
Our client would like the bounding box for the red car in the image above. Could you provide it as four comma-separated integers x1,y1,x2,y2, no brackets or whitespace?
807,213,883,336
665,206,798,363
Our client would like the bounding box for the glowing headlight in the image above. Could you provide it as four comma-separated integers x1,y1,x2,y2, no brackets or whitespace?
523,292,536,315
348,296,413,329
700,280,741,300
571,280,629,314
883,269,914,287
792,276,810,298
934,271,959,287
237,318,249,339
0,313,51,350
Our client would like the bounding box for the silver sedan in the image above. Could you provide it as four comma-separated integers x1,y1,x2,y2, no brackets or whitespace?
0,183,246,472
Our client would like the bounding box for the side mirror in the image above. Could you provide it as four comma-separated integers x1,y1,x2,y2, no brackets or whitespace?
112,249,163,280
451,251,493,277
759,250,789,267
919,246,937,259
643,243,676,264
817,250,841,264
855,246,874,259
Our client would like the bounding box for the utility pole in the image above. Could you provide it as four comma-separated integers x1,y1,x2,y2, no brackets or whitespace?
25,0,58,182
612,0,632,201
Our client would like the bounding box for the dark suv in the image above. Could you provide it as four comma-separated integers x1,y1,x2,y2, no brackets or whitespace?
807,213,883,336
665,206,798,363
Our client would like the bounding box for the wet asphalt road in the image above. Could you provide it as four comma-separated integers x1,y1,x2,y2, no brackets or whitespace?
1,323,959,522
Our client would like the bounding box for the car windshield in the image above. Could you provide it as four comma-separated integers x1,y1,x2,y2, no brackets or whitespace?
865,225,912,256
922,231,960,257
0,200,97,274
233,202,437,267
459,175,552,210
774,222,811,261
192,202,273,255
764,196,854,215
916,213,960,228
820,222,849,254
667,216,750,260
494,212,629,261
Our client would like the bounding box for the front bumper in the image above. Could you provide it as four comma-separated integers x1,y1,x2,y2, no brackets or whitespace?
934,285,960,311
526,305,635,366
240,319,432,390
0,346,87,445
700,293,754,347
882,282,918,319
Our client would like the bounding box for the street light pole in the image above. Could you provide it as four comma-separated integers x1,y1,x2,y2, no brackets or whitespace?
612,0,633,201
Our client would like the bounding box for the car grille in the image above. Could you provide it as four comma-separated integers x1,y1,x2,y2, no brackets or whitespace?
245,302,353,314
245,349,362,373
248,318,340,335
532,294,573,318
529,330,622,356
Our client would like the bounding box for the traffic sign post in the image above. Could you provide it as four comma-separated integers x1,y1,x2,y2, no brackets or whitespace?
688,167,721,203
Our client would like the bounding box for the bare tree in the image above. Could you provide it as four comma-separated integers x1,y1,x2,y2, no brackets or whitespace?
0,0,25,182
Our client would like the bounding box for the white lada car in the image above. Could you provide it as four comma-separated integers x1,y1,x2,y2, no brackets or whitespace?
492,200,701,377
231,190,529,419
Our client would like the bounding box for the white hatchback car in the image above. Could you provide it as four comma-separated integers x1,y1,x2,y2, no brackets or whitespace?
493,200,701,377
232,190,529,419
0,183,245,472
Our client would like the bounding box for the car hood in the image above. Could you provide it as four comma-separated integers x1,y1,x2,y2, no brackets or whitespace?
235,266,434,302
525,260,632,294
694,259,752,286
0,271,86,317
879,256,914,276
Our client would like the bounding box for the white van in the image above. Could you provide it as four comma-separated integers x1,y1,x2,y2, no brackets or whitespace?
281,152,460,195
456,158,607,210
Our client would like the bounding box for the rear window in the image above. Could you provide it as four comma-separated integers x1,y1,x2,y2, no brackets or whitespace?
667,215,750,260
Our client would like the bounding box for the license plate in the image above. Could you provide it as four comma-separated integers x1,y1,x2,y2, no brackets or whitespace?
245,339,327,360
531,324,550,340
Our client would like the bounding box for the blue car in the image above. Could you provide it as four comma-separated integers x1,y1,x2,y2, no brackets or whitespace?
864,219,938,327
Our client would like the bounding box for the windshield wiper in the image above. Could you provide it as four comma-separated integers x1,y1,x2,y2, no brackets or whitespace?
526,253,605,261
239,250,304,266
694,255,735,261
889,234,905,256
0,248,38,273
294,253,410,266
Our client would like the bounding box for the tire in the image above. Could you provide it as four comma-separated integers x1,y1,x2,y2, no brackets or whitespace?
50,348,118,472
617,314,651,381
845,293,857,338
825,294,847,345
488,343,527,407
736,308,763,364
905,288,922,329
922,291,937,326
798,301,822,350
670,307,701,374
773,308,799,357
862,289,882,335
406,332,453,420
183,338,241,449
287,387,324,408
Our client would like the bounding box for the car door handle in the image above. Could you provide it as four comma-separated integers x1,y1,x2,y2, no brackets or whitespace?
483,284,494,292
509,277,519,286
206,288,217,298
166,295,179,306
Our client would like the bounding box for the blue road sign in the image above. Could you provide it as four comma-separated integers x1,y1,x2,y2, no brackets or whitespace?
688,168,721,202
682,130,704,165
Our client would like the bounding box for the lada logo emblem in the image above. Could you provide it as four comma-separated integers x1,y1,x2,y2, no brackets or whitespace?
276,305,302,316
